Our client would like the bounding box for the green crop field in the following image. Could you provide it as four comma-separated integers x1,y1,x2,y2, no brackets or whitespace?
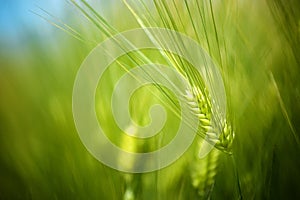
0,0,299,199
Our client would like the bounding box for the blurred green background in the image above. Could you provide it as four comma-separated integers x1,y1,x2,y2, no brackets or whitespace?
0,0,299,199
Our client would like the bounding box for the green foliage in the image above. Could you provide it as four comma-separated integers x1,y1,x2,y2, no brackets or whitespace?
0,0,300,199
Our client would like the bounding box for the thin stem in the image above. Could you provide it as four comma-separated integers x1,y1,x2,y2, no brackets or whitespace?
231,154,243,200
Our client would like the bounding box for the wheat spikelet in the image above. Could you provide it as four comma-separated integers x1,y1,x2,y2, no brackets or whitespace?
185,85,234,153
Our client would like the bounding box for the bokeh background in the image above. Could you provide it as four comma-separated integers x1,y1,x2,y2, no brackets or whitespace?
0,0,300,199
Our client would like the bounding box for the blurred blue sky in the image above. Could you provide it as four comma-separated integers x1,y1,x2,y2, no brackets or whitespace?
0,0,63,38
0,0,117,52
0,0,66,56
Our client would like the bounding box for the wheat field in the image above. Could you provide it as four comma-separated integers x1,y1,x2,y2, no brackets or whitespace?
0,0,299,199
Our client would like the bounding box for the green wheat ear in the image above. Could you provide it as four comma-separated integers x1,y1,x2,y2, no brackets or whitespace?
185,82,234,154
185,85,233,199
190,147,220,199
123,0,235,154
